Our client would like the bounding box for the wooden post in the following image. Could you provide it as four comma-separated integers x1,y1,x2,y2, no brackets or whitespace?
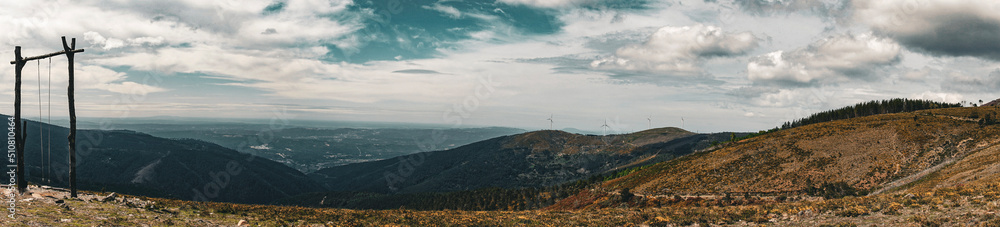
13,47,25,194
61,36,77,198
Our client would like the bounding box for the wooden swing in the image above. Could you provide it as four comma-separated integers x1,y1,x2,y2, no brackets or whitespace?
9,36,83,197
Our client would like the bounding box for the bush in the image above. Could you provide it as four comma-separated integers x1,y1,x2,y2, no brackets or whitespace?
883,202,903,215
836,205,870,217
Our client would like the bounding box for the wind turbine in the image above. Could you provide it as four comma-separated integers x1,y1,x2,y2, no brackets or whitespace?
546,114,554,130
601,119,610,136
647,115,652,129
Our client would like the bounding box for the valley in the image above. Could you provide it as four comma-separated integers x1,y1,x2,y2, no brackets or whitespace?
87,122,525,173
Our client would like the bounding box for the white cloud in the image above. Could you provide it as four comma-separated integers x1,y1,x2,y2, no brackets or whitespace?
76,65,168,95
913,91,963,104
854,0,1000,60
84,31,165,50
422,3,463,19
941,70,1000,93
591,24,757,75
747,33,901,86
90,44,471,103
497,0,603,8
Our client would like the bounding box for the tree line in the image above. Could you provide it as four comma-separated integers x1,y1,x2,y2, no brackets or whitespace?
278,164,660,211
781,98,961,130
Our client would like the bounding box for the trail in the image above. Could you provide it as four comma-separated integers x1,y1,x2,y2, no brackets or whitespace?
871,138,994,195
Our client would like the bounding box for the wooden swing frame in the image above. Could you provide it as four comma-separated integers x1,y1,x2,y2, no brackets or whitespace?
9,36,83,197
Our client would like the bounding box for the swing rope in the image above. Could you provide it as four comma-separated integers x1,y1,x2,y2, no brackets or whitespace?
47,58,51,184
36,60,44,184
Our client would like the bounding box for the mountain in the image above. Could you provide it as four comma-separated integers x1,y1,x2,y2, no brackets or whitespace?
307,128,744,194
985,97,1000,107
97,123,526,173
3,114,324,204
602,106,1000,197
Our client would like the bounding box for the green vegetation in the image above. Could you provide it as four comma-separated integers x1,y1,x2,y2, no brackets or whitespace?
781,98,960,129
804,182,868,199
283,164,658,211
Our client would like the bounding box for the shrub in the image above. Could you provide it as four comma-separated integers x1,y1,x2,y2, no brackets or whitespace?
836,205,870,217
883,202,903,215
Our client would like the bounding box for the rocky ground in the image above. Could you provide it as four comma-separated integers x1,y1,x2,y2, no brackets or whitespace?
0,185,257,226
3,185,1000,226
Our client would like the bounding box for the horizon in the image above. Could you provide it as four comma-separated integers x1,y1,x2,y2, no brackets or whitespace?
2,1,999,134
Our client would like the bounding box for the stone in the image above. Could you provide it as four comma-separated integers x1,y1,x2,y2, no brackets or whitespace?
99,192,117,202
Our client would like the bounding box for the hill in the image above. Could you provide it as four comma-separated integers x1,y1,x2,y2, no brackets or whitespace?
603,106,1000,197
307,128,742,194
111,124,526,173
3,115,324,204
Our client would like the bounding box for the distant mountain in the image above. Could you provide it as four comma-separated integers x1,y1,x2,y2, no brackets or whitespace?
603,106,1000,197
106,124,526,173
307,128,743,194
559,127,600,135
2,114,324,204
985,98,1000,107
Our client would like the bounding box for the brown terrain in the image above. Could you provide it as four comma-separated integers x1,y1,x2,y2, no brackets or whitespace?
605,107,1000,196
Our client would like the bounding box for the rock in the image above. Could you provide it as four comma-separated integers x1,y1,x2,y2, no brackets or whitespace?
99,192,116,202
237,219,249,226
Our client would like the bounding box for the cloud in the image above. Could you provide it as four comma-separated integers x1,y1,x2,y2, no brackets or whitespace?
590,24,758,76
736,0,849,17
941,70,1000,93
83,31,165,50
497,0,649,9
392,69,444,74
747,33,901,86
895,67,941,82
913,91,964,104
103,81,169,96
499,0,594,8
422,3,463,19
855,0,1000,61
89,44,470,103
76,65,168,95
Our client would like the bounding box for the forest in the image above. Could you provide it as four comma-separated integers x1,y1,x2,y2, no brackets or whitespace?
780,98,961,130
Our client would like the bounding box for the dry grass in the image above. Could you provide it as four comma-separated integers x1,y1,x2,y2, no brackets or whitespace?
605,107,1000,197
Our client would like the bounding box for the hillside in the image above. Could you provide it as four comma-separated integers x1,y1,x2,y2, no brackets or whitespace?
604,106,1000,196
3,115,324,204
307,128,742,194
118,124,526,173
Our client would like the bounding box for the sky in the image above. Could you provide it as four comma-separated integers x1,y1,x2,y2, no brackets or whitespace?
1,0,999,133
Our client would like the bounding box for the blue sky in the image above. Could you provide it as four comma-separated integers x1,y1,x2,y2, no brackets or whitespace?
1,0,999,133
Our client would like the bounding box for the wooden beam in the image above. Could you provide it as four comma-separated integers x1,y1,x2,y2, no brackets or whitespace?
8,49,84,65
12,47,24,194
62,36,78,198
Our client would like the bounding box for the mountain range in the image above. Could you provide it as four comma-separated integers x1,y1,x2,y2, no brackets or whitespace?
4,114,323,204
